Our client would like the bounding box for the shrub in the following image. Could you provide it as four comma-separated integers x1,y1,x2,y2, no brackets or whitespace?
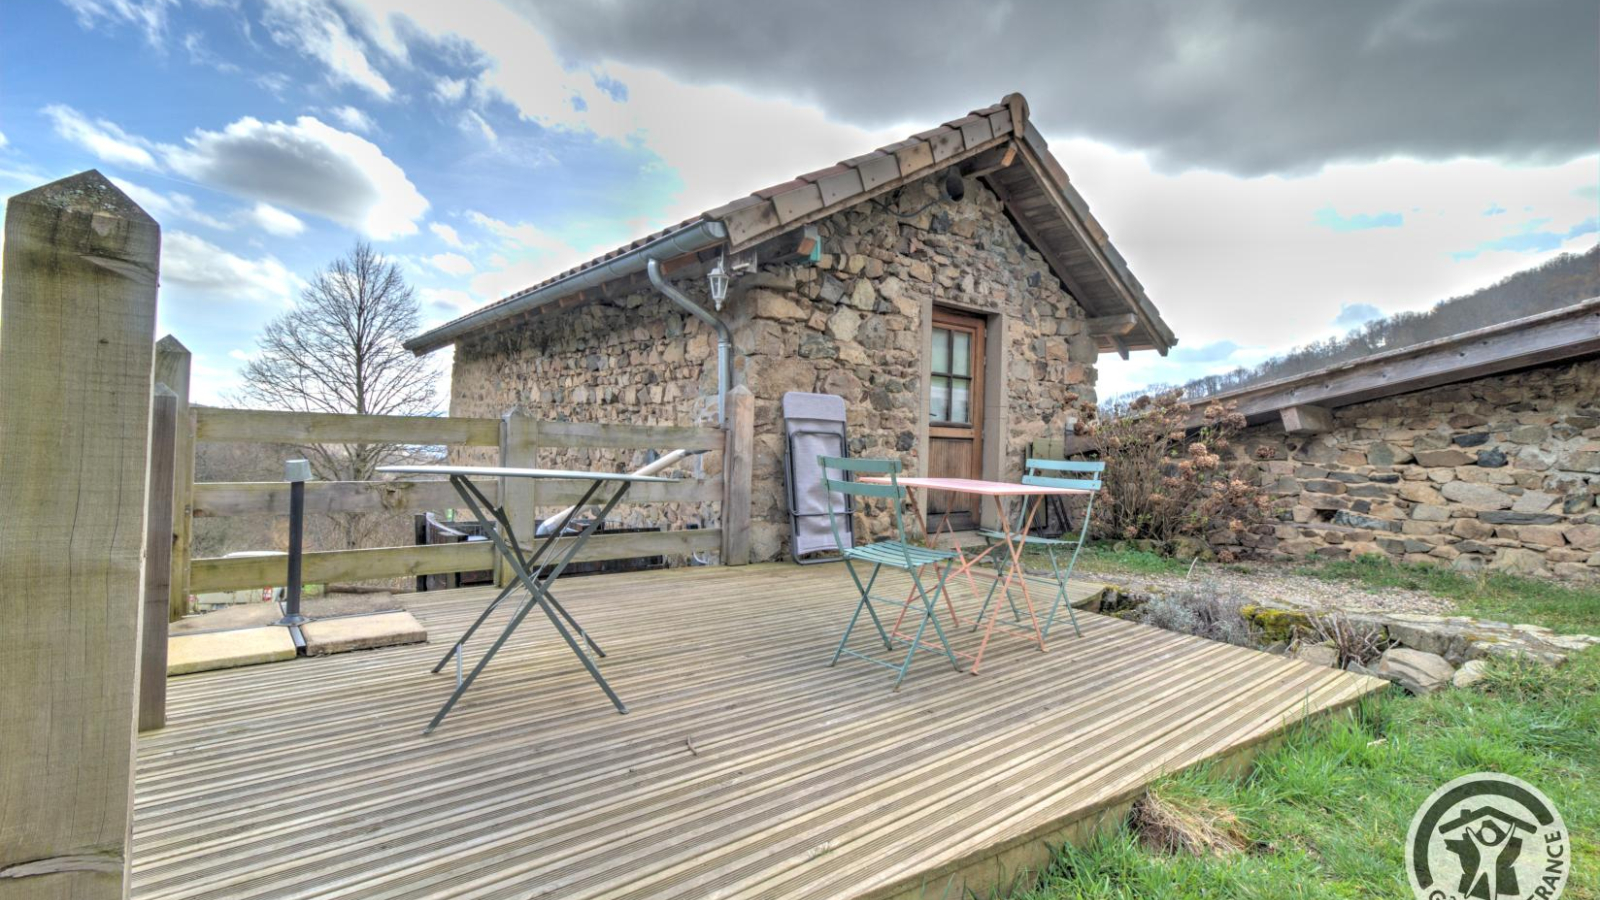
1086,389,1271,557
1135,579,1257,647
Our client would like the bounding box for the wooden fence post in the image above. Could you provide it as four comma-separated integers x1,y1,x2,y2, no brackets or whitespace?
140,385,177,732
154,335,194,621
721,385,754,566
0,170,159,897
498,412,540,586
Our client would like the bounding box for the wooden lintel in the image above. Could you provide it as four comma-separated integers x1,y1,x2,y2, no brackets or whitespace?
1112,335,1131,361
1279,404,1334,434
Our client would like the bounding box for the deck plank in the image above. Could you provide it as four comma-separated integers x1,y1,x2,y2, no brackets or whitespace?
132,563,1386,900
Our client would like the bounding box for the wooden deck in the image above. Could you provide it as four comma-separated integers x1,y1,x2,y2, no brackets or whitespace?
131,563,1386,900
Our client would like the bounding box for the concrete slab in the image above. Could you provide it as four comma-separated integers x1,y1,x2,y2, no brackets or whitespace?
172,592,401,635
168,626,297,676
301,611,428,657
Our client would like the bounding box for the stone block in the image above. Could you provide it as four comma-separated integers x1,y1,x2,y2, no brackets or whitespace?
1411,504,1451,522
1511,491,1558,513
1440,481,1513,509
1509,424,1548,444
1488,547,1548,576
1517,525,1567,547
1375,647,1456,694
1366,442,1412,466
1566,523,1600,551
1451,518,1495,540
1476,511,1561,525
1414,448,1475,467
1452,659,1490,689
751,289,806,320
1398,482,1443,504
301,611,428,657
168,626,297,675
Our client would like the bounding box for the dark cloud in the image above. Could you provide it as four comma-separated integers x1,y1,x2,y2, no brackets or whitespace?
511,0,1598,176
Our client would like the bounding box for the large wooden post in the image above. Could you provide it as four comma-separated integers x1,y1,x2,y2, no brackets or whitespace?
721,385,754,566
153,336,194,621
139,385,178,733
0,171,159,897
497,412,540,586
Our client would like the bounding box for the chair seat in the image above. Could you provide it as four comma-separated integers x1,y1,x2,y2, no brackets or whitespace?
977,528,1081,548
844,540,956,569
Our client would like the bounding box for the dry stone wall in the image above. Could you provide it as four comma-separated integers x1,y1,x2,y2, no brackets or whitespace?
450,170,1099,561
1235,358,1600,579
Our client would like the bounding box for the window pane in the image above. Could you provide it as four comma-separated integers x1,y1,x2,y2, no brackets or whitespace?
929,376,950,421
931,328,950,374
951,377,971,424
952,331,971,376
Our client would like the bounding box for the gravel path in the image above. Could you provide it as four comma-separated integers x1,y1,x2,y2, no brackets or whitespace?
1078,560,1459,617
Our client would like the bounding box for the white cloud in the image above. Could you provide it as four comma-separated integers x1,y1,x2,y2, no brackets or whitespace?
419,286,476,313
167,115,428,238
111,177,232,230
461,109,497,144
427,252,474,276
161,230,301,305
62,0,175,47
329,104,376,133
326,0,906,233
0,130,8,149
1069,141,1600,396
432,76,468,104
429,221,465,248
467,210,574,255
246,201,307,236
261,0,394,99
44,104,163,169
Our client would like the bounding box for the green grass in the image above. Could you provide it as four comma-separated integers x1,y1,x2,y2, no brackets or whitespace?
1293,554,1600,634
1073,543,1196,577
1021,649,1600,900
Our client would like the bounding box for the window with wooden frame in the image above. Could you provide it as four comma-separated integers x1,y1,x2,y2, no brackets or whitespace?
929,318,981,426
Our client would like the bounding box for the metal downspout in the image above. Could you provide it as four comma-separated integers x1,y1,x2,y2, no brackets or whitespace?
646,257,732,426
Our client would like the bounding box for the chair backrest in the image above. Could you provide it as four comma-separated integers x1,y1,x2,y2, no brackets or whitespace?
1021,458,1104,493
817,456,909,549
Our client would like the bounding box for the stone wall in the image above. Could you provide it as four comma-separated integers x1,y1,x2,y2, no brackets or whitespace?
1234,357,1600,578
451,170,1099,561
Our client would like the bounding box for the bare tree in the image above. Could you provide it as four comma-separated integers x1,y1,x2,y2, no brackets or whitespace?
237,242,439,549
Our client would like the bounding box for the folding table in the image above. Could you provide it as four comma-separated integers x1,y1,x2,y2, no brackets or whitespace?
863,476,1092,674
377,464,677,734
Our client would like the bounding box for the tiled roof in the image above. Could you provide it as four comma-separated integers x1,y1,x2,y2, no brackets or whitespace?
408,93,1174,355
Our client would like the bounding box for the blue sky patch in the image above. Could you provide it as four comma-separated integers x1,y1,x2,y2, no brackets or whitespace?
1451,216,1597,260
1483,203,1506,216
1332,302,1383,329
1312,205,1403,232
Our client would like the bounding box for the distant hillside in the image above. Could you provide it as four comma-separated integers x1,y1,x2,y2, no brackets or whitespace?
1180,244,1600,399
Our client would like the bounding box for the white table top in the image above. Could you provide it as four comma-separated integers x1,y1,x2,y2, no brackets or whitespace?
377,464,677,483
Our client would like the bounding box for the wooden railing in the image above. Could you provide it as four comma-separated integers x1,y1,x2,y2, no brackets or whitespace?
159,365,754,599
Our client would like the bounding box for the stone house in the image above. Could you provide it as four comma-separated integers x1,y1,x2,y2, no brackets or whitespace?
1207,298,1600,578
406,94,1176,561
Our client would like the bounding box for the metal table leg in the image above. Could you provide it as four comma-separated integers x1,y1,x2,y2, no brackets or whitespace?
423,475,632,734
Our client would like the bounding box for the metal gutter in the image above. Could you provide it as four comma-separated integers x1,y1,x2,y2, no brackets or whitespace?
406,219,729,355
647,257,733,425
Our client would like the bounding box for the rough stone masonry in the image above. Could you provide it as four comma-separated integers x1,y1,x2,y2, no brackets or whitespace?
450,171,1100,562
1230,358,1600,579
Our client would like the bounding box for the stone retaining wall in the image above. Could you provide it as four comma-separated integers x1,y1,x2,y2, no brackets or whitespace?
1232,358,1600,578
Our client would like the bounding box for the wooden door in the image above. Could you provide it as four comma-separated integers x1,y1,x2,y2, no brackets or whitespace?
927,308,985,529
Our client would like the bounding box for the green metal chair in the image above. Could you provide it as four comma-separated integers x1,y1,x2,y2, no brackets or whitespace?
975,458,1104,639
820,456,964,689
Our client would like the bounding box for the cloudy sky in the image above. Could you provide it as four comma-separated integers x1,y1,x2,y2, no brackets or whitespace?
2,0,1595,403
